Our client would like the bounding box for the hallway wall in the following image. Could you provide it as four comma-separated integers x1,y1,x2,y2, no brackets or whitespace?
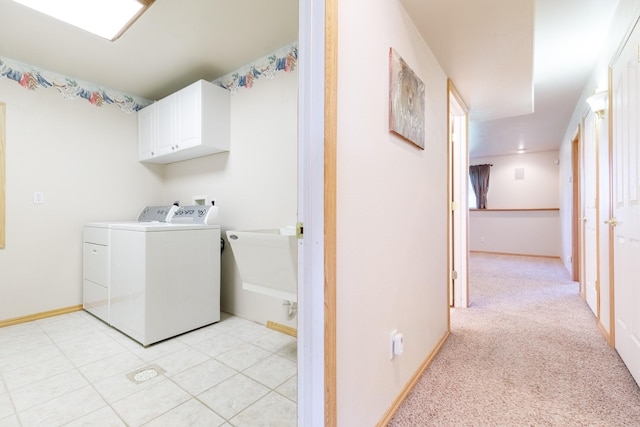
559,0,640,273
336,0,449,424
469,150,560,256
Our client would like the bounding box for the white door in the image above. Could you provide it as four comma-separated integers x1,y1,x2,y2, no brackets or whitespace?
297,0,328,424
449,114,455,307
597,108,612,339
449,86,469,308
583,111,598,316
612,24,640,384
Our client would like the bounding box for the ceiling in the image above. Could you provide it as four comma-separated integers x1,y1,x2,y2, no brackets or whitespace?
0,0,299,101
401,0,620,158
0,0,620,158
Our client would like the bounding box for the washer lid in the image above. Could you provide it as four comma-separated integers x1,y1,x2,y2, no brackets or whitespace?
107,222,219,231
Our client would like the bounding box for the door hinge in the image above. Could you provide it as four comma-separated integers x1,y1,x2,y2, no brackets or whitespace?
296,222,304,239
451,270,458,280
450,201,457,211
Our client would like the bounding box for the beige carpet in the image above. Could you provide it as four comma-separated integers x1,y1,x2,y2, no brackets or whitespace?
388,252,640,426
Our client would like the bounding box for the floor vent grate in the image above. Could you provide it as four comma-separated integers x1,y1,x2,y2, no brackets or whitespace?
126,364,166,384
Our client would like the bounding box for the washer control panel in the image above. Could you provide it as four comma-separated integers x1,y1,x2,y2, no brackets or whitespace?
137,205,178,222
171,205,219,225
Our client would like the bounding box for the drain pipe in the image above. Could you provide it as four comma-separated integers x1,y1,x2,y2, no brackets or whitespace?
284,301,298,320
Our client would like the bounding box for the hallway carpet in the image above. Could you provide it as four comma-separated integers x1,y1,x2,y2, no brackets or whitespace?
388,253,640,426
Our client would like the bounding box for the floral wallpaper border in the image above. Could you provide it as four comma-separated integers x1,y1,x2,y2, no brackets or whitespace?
0,41,298,113
213,42,298,94
0,56,152,113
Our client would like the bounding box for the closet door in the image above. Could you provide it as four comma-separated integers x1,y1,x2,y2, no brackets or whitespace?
582,110,598,317
612,23,640,385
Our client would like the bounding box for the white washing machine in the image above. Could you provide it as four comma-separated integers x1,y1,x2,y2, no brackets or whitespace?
83,205,221,346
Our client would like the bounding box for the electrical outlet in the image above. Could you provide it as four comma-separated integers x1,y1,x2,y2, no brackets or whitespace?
393,333,404,356
389,330,404,359
390,329,397,360
193,195,207,206
33,192,44,204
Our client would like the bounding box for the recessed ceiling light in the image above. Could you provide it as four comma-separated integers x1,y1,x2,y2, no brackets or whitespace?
12,0,154,41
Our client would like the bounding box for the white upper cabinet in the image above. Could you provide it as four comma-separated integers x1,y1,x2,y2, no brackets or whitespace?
137,103,155,160
138,80,230,164
155,96,177,157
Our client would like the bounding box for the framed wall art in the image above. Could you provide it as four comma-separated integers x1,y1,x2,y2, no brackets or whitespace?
389,48,425,149
0,102,4,248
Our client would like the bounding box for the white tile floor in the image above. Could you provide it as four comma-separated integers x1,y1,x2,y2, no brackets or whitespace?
0,311,297,426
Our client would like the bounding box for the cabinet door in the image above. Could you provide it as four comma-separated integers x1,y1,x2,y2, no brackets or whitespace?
83,243,109,286
176,82,201,150
83,280,109,323
155,96,176,156
137,105,155,161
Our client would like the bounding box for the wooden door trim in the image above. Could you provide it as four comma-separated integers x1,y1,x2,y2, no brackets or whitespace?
325,0,338,424
572,129,581,286
447,80,469,309
607,67,615,347
594,112,602,320
0,103,4,249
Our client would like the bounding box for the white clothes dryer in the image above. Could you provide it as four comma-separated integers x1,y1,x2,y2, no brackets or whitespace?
83,205,221,346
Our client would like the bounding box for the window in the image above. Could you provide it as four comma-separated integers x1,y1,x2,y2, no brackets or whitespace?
468,176,477,209
11,0,154,41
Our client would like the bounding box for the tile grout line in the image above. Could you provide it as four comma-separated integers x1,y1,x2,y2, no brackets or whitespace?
34,314,120,426
0,364,21,426
2,312,297,426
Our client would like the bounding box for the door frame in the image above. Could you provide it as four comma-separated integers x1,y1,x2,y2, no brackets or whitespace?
0,102,4,249
447,80,469,308
297,0,336,425
571,128,582,286
605,68,615,347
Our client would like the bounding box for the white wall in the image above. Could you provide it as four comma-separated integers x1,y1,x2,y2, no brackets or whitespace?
163,70,298,328
557,1,640,345
469,210,560,256
559,0,640,273
0,77,164,321
0,66,297,330
336,1,449,424
469,150,561,256
470,150,560,209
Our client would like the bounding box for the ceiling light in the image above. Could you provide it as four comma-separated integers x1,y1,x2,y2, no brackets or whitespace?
517,149,527,154
11,0,154,41
586,90,608,119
